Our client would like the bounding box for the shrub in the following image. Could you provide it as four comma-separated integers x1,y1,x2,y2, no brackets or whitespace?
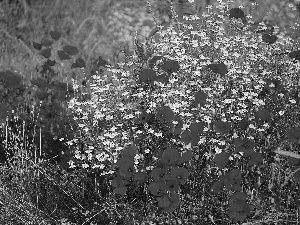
62,0,300,222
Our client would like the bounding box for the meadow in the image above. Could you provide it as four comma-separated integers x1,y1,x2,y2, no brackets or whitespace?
0,0,300,224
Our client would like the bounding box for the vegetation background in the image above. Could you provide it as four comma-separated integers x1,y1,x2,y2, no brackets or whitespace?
0,0,300,224
1,0,300,75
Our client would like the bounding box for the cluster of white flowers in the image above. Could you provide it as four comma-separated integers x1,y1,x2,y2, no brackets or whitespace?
66,0,300,176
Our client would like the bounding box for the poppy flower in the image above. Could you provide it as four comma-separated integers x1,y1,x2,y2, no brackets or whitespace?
148,180,167,196
160,60,180,75
173,114,184,135
228,192,251,222
57,50,71,60
293,167,300,183
122,144,138,158
233,138,256,157
51,81,69,92
214,151,231,169
159,148,181,166
36,91,50,100
111,172,130,189
40,47,51,58
32,41,42,50
170,166,189,185
231,191,247,202
262,33,278,44
194,90,208,107
113,186,127,195
117,156,135,178
157,194,171,208
263,78,283,92
41,38,53,47
158,191,181,212
151,167,169,181
139,68,157,86
133,172,149,186
248,152,264,166
228,203,251,222
285,127,300,143
63,45,79,55
255,107,270,122
49,30,61,40
148,55,164,68
190,121,205,135
238,119,249,130
181,129,192,145
223,169,242,191
45,59,56,66
213,121,232,134
0,102,13,120
207,62,228,76
210,180,224,194
156,105,175,124
190,131,201,146
162,174,180,192
135,108,151,124
72,57,86,68
177,150,194,165
0,70,23,88
229,7,246,24
287,157,300,166
288,50,300,62
158,117,175,133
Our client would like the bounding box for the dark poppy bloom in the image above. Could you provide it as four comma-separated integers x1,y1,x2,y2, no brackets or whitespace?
139,68,157,86
194,90,208,106
213,121,232,134
238,119,249,130
255,107,270,122
285,127,300,143
163,174,180,192
229,7,246,24
263,78,285,93
0,70,23,88
122,144,138,158
223,169,242,191
207,62,228,76
233,138,256,157
148,180,167,196
133,172,149,186
288,50,300,62
160,60,180,75
154,73,169,86
159,148,181,166
293,169,300,183
111,172,131,189
228,192,251,221
117,156,135,178
157,193,171,208
170,166,189,185
173,114,184,135
119,163,135,179
151,167,169,181
156,105,175,124
134,108,151,125
148,55,164,68
157,191,181,212
262,33,278,44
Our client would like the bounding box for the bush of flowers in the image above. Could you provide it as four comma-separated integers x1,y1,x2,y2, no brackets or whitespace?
35,0,300,223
